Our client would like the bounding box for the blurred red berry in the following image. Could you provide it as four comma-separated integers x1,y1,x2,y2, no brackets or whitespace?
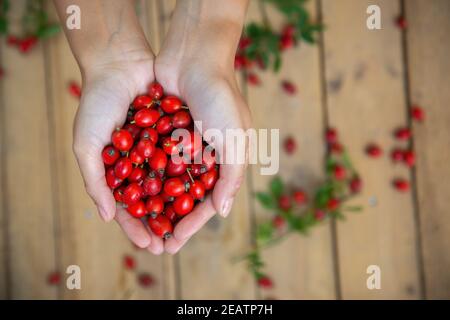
238,37,252,50
272,215,285,229
138,273,154,287
282,24,296,38
393,178,410,192
394,127,412,141
123,255,136,270
327,198,340,211
350,177,362,193
411,106,425,122
0,67,4,78
366,143,383,158
279,34,295,50
256,56,266,70
247,73,260,86
325,128,338,144
396,16,407,29
234,54,246,70
68,81,82,99
257,276,273,289
391,148,404,162
283,136,296,155
281,80,296,95
19,36,38,53
293,190,307,205
314,209,326,221
7,35,18,46
333,164,346,180
278,195,291,210
330,142,343,154
403,150,415,167
47,271,61,285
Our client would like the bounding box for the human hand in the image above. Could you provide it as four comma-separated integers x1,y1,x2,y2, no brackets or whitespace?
154,13,252,253
73,53,165,254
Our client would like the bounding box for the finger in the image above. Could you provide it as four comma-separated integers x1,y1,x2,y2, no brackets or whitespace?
74,146,116,222
164,236,189,255
145,223,165,255
170,196,216,243
115,206,151,248
212,162,246,218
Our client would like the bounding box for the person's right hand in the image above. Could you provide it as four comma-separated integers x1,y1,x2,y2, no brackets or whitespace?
73,51,165,255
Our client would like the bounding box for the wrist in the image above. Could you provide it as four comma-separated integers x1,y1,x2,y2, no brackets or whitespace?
158,0,248,72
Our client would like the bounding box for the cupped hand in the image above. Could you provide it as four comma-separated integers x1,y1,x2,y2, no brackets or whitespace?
73,55,164,255
154,48,252,254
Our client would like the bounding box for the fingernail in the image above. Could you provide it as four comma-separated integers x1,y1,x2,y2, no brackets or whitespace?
220,198,234,218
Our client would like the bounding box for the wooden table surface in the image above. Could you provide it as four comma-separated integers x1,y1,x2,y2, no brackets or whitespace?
0,0,449,299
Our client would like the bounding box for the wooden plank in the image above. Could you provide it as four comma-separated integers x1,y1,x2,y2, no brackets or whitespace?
0,43,8,299
1,0,58,299
406,0,450,299
134,0,177,300
141,0,162,54
246,0,336,299
156,0,256,299
321,0,421,299
45,3,166,299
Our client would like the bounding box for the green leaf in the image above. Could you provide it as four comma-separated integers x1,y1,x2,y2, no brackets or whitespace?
256,222,274,244
314,182,333,208
255,192,276,209
0,17,7,34
2,0,10,12
273,54,282,72
36,24,60,39
269,177,284,198
301,30,315,44
332,211,346,221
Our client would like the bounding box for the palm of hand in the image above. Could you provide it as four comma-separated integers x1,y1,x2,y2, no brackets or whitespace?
154,60,251,253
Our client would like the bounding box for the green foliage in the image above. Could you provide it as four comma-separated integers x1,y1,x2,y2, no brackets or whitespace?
243,138,362,284
238,0,322,72
0,0,59,39
0,0,10,34
256,192,276,209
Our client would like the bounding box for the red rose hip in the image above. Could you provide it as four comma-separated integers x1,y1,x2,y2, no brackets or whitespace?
145,195,164,218
148,215,173,239
123,183,144,205
134,108,160,127
112,129,133,152
148,82,164,100
106,167,122,189
102,145,120,165
164,177,186,197
127,201,147,218
173,193,194,216
160,96,183,114
114,157,133,180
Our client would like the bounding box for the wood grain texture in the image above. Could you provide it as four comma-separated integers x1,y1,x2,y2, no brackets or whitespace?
406,0,450,299
1,0,58,299
137,0,177,300
156,0,256,299
321,0,421,299
245,0,336,299
0,43,7,299
44,3,167,299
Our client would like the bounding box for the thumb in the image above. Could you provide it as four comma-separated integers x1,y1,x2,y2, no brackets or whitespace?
211,155,247,218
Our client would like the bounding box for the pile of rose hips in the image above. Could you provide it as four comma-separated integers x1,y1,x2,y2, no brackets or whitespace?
102,82,219,239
